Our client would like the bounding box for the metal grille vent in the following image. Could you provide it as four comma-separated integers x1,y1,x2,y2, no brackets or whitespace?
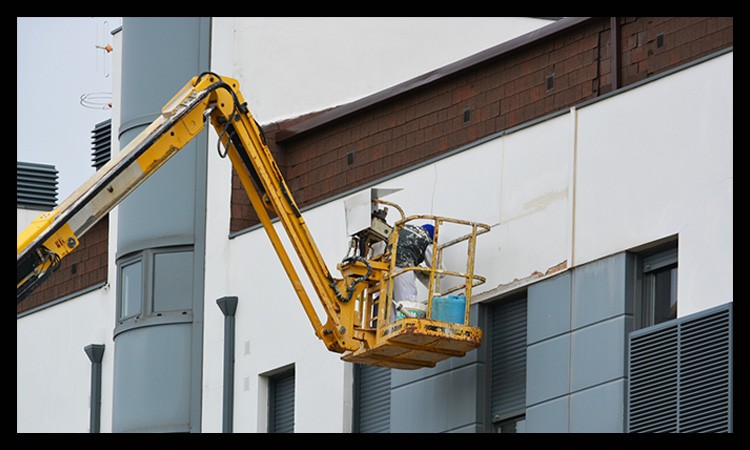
490,296,527,421
628,303,732,432
269,369,295,433
355,364,391,433
17,161,58,210
91,119,112,170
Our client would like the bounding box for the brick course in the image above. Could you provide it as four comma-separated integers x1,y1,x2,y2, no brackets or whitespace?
17,216,108,314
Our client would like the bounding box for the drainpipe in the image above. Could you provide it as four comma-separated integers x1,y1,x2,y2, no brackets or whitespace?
216,296,238,433
610,17,621,90
83,344,105,433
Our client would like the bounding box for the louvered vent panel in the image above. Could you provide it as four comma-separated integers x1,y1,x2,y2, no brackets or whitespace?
679,310,732,432
91,119,112,170
356,365,391,433
270,370,295,433
17,161,58,210
628,303,732,433
490,296,527,420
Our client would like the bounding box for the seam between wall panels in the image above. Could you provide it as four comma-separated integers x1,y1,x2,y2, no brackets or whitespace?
567,106,577,432
568,106,578,270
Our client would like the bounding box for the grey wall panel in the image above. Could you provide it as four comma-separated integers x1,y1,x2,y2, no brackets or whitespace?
570,316,629,391
527,272,571,344
120,17,207,119
569,379,626,432
390,364,479,432
526,334,570,406
112,324,192,432
572,253,629,329
525,395,569,433
118,17,210,253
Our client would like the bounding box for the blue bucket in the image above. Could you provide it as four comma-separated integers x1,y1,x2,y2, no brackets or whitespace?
432,295,466,324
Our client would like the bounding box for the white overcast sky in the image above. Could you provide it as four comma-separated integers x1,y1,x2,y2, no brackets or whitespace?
17,17,122,201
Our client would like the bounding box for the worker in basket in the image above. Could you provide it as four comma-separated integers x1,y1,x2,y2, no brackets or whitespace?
392,223,435,320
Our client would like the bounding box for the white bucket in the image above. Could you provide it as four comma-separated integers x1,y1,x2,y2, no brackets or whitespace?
395,301,427,320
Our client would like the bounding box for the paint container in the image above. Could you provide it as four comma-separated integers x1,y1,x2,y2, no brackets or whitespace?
395,301,427,320
432,295,467,324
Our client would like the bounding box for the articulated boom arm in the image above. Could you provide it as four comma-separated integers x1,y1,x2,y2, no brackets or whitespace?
17,73,488,369
17,73,360,353
200,74,363,353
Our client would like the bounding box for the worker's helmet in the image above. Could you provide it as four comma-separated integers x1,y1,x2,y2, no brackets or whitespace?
421,224,435,240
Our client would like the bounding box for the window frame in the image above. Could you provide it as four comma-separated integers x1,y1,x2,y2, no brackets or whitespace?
117,254,144,321
634,242,678,330
115,245,194,330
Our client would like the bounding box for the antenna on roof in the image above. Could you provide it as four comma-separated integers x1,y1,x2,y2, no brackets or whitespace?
80,92,112,110
94,19,112,79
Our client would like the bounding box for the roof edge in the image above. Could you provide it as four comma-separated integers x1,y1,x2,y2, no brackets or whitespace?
276,17,595,141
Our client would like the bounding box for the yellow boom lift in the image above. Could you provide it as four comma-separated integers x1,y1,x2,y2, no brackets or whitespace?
17,73,490,369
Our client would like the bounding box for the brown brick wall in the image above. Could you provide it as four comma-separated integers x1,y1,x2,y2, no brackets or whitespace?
17,216,109,314
230,17,732,233
619,17,733,86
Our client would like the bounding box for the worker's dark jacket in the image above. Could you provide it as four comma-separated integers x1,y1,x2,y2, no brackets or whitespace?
395,225,432,268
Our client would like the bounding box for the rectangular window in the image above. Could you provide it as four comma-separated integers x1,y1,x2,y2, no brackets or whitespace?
636,243,678,329
116,246,194,327
495,415,526,433
153,250,193,312
268,368,295,433
119,258,143,319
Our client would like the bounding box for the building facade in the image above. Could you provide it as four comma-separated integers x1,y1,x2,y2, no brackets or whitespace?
17,17,732,433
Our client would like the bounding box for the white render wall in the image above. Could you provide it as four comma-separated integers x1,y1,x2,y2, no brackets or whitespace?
201,51,732,431
574,52,733,316
202,17,558,432
211,17,556,124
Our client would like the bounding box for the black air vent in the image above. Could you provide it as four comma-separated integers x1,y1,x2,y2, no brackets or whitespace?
17,161,58,210
91,119,112,170
628,303,733,432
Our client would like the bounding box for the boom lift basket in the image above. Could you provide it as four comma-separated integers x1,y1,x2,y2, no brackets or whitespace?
342,214,490,369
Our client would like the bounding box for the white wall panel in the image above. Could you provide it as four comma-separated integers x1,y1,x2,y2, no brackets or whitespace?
575,53,732,316
214,17,555,124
